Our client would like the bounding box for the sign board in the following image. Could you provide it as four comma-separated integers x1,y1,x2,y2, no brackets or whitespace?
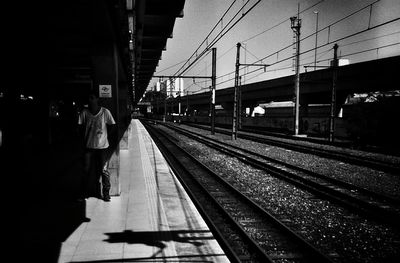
99,85,112,98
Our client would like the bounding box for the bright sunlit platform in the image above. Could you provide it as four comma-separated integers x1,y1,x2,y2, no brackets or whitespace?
58,119,229,263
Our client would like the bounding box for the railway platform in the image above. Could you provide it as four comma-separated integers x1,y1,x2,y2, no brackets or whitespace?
57,119,229,262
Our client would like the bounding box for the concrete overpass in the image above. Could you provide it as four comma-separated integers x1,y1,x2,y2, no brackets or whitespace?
158,55,399,115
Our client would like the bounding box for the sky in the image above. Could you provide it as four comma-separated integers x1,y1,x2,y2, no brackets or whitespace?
148,0,400,94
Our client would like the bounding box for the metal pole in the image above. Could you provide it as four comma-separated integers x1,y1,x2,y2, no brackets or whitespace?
232,43,241,140
211,47,216,135
314,11,319,71
329,44,339,142
170,78,174,115
178,94,181,124
291,16,301,136
238,76,242,129
163,96,166,122
294,30,300,135
156,97,159,115
186,90,189,116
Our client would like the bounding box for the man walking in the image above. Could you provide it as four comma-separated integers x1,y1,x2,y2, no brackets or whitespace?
78,90,116,201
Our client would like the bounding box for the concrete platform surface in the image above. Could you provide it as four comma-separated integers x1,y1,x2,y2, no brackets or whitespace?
58,119,229,263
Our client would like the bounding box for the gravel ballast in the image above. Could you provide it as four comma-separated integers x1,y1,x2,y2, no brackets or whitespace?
156,123,400,263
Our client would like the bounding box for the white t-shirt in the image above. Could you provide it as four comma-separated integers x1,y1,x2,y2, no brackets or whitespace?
78,107,116,149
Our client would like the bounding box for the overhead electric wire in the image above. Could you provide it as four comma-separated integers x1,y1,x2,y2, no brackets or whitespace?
155,59,188,74
174,0,262,77
340,30,400,48
187,25,399,89
241,30,399,80
341,42,400,58
215,0,391,81
190,44,237,77
199,0,327,81
176,39,398,96
175,0,255,76
241,44,263,61
251,0,382,64
241,0,325,43
172,0,239,76
216,40,400,87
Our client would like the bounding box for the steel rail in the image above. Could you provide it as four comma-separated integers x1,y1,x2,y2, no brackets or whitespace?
159,121,400,227
181,121,400,174
142,120,334,263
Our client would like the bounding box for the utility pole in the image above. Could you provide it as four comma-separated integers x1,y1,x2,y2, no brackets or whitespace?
329,44,339,142
178,93,181,124
211,48,217,135
238,76,242,129
170,78,174,117
153,49,217,134
186,90,189,116
231,43,269,139
232,43,241,140
314,11,319,71
163,94,166,122
290,15,301,136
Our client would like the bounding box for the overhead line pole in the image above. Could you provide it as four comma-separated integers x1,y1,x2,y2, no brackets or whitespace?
232,43,270,140
290,14,301,136
232,43,241,140
211,48,217,135
314,11,319,71
153,48,217,135
329,44,339,142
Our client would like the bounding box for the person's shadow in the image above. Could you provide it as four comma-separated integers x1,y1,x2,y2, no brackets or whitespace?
104,229,213,259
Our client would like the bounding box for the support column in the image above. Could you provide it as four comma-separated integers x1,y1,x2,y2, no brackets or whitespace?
92,42,122,196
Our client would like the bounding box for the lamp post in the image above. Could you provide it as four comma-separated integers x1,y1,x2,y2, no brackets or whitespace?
314,11,319,71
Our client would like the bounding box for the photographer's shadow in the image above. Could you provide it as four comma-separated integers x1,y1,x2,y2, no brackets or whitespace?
104,229,214,258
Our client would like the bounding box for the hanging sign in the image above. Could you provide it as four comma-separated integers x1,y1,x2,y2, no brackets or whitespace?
99,85,112,98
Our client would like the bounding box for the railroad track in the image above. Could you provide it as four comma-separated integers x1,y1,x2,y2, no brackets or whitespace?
142,120,335,263
155,121,400,227
180,122,400,174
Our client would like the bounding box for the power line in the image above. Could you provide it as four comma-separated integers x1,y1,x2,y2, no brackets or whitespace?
155,59,187,74
241,44,262,61
216,38,400,87
340,31,400,48
215,0,391,81
341,42,400,59
201,27,400,87
190,44,237,77
174,0,262,77
251,0,383,68
172,0,239,76
241,0,325,43
178,39,399,96
185,0,326,80
175,0,253,76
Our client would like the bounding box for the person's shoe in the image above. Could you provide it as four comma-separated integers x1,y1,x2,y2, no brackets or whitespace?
103,196,111,202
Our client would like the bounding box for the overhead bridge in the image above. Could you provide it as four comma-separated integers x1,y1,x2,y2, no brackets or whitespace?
158,55,399,114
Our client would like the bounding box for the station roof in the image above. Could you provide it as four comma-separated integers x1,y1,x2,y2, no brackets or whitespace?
47,0,185,105
134,0,185,103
